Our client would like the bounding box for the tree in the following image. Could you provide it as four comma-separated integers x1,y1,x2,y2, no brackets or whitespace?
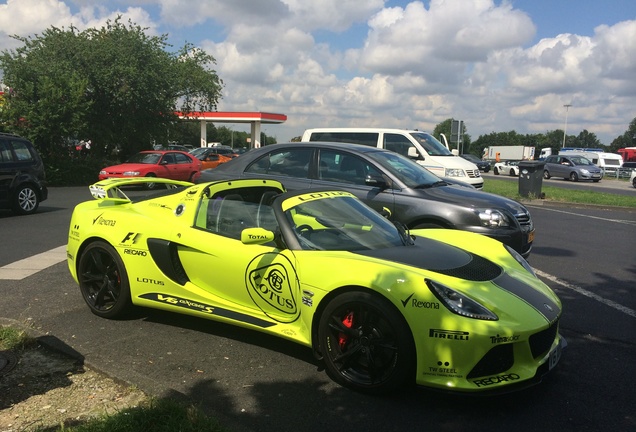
0,17,223,162
433,118,471,154
609,117,636,152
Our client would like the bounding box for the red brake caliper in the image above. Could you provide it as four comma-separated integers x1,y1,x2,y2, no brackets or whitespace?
338,311,354,349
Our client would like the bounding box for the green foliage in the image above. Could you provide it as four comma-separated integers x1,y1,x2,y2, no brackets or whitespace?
432,118,471,153
0,16,223,182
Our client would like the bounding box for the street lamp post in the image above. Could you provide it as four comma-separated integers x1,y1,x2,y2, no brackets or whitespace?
562,104,572,148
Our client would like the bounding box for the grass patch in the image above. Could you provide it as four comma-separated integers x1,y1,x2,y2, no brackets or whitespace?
483,178,636,208
0,325,36,351
57,398,224,432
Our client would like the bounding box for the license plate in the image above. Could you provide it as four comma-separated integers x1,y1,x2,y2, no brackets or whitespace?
528,230,535,243
548,339,563,370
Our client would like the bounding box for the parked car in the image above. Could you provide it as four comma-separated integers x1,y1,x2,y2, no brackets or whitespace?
198,142,535,257
190,145,238,159
0,132,48,215
153,144,191,152
99,150,201,188
460,153,490,172
493,161,520,176
193,148,233,170
67,177,564,394
543,155,602,182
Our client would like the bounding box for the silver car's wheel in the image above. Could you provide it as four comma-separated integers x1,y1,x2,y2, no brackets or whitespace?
569,172,579,182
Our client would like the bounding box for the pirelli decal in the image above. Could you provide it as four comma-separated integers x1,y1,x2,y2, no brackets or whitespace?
139,293,276,328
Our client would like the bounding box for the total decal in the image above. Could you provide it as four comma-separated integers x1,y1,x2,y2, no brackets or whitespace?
245,253,300,323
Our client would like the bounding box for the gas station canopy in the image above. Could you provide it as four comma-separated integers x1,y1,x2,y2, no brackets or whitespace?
176,111,287,149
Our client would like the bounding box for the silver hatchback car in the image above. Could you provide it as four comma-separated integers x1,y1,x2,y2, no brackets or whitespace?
543,155,603,182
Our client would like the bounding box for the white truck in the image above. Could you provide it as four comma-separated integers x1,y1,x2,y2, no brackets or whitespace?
483,146,535,162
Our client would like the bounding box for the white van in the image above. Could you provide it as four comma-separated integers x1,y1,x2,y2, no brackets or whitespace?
301,128,483,189
559,148,623,174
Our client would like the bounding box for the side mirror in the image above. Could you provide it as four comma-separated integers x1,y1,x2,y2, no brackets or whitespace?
365,174,388,189
408,147,421,159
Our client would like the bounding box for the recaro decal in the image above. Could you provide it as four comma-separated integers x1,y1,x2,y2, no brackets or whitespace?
246,253,300,323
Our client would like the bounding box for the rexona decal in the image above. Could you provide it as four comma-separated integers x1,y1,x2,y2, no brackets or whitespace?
246,253,299,323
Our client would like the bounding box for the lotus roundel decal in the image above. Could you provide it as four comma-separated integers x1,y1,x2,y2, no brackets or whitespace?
246,253,299,323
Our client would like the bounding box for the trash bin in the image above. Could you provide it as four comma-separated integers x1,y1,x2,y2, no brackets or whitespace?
518,160,545,198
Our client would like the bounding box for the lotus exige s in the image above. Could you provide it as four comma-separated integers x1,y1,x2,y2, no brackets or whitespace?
67,177,565,394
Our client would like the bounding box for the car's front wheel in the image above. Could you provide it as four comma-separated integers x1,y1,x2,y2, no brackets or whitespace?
493,167,500,175
510,168,516,176
12,184,40,215
145,173,157,190
318,291,414,394
569,172,579,182
543,170,551,179
78,241,132,319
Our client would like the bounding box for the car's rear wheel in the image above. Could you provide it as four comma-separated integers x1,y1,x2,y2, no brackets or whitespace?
78,241,132,319
188,171,197,182
12,184,40,215
569,172,579,182
543,170,551,179
145,173,157,190
318,291,414,394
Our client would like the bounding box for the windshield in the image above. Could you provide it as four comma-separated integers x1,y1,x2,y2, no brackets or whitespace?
570,156,594,166
410,132,453,156
282,192,404,251
126,153,161,164
366,150,444,188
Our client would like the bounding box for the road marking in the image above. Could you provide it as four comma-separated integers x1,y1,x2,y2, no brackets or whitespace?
525,205,636,226
535,269,636,319
0,245,67,280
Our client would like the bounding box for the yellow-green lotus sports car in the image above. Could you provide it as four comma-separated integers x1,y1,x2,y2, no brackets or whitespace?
67,177,565,394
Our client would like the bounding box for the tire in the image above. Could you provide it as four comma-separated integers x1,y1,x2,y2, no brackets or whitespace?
633,178,636,188
510,169,516,176
11,184,40,215
493,167,499,175
569,172,579,182
543,170,551,180
318,291,414,394
78,241,132,319
188,172,197,182
145,173,157,190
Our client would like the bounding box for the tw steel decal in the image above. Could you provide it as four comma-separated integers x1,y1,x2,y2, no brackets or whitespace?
423,361,464,378
138,293,275,328
246,253,300,323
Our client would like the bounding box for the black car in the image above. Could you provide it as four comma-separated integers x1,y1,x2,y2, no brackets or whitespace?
0,132,48,215
460,153,490,172
198,142,534,257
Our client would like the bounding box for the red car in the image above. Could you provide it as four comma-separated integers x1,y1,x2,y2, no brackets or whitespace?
99,151,201,187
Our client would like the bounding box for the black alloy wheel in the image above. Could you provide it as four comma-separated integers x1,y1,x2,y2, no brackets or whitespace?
318,291,414,394
78,241,132,319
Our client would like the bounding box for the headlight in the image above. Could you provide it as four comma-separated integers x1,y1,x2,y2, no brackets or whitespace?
580,169,590,175
99,170,107,175
445,168,466,177
504,245,536,277
123,171,141,176
476,209,511,228
426,279,498,320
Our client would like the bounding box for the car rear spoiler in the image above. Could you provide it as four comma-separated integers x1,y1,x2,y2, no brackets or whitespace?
89,178,194,203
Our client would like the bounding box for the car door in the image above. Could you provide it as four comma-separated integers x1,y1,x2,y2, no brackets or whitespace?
174,152,195,180
178,189,302,324
0,138,14,205
243,147,314,191
311,148,395,217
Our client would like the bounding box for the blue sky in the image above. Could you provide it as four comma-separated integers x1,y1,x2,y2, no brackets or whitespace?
1,0,635,146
